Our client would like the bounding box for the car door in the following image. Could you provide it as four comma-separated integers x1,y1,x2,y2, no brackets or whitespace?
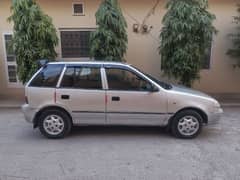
56,65,106,125
104,66,169,126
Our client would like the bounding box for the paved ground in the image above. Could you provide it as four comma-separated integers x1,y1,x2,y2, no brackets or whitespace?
0,108,239,180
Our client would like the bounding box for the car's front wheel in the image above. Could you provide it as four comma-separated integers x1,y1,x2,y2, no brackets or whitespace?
171,110,203,139
38,109,72,139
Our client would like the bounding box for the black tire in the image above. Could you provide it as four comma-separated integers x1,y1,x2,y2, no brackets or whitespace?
171,110,203,139
38,109,72,139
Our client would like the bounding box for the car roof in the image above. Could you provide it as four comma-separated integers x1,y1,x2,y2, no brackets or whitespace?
48,61,131,67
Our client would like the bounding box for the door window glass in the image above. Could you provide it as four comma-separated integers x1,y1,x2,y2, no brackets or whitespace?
61,67,102,89
106,68,152,91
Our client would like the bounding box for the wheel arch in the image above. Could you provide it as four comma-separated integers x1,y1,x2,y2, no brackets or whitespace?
168,107,208,127
33,106,73,128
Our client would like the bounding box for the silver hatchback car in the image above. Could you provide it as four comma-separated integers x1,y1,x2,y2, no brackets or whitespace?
22,61,223,139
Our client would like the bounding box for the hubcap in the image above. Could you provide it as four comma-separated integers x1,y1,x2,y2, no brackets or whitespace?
43,115,64,135
177,116,199,136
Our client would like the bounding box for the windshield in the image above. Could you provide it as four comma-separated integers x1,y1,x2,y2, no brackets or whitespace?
132,66,172,90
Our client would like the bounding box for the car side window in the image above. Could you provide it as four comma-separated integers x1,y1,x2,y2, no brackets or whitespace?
60,66,102,89
29,64,64,87
105,68,152,91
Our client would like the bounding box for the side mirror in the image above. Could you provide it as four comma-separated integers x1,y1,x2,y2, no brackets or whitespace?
150,85,159,92
146,84,159,92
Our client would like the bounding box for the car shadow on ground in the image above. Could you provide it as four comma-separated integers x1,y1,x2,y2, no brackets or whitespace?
20,124,221,141
68,126,170,138
67,125,222,140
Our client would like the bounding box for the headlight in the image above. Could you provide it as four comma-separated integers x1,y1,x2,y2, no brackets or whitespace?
210,98,221,108
209,99,221,113
213,101,221,108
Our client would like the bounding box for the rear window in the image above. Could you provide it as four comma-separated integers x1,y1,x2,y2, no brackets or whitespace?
29,64,64,87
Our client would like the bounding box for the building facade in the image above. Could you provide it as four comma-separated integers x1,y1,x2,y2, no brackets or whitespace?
0,0,240,99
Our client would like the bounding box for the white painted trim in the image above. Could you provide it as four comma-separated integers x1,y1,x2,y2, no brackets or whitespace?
209,39,214,69
72,2,85,16
56,30,62,59
58,27,96,31
56,65,66,88
2,32,23,88
60,57,92,61
101,67,108,90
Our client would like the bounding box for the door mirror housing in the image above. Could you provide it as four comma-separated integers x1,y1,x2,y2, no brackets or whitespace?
145,83,159,92
150,85,159,92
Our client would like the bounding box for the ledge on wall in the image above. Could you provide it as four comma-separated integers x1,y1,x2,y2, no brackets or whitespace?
0,95,24,108
210,93,240,107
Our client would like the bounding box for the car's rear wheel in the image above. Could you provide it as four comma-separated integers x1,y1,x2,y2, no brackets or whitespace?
171,110,203,139
38,109,72,139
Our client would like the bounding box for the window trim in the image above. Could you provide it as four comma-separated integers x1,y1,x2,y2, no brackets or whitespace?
59,28,95,60
72,2,85,16
59,65,104,90
2,32,22,88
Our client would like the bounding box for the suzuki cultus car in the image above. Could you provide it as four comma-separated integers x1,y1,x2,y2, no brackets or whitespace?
22,61,223,139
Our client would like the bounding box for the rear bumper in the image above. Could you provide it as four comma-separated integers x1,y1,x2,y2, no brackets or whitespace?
207,108,223,125
21,104,36,123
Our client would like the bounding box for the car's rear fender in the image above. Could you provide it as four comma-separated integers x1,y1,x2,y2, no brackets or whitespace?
33,104,73,128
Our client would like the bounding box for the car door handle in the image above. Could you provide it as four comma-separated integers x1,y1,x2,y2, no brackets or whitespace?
61,95,70,100
112,96,120,101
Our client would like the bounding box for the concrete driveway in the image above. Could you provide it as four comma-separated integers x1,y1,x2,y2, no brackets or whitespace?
0,107,239,180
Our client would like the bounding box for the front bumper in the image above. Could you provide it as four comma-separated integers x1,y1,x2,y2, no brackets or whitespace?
207,108,223,125
21,104,36,123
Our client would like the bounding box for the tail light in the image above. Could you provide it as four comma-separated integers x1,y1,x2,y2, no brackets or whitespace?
25,96,29,104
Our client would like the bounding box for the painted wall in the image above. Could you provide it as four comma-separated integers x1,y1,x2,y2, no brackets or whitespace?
0,0,239,98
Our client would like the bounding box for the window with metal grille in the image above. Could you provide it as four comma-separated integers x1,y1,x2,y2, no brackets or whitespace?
3,34,19,84
60,31,91,58
73,3,84,15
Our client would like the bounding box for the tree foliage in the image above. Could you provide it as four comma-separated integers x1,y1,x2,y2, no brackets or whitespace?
90,0,128,61
227,4,240,67
8,0,58,83
159,0,217,87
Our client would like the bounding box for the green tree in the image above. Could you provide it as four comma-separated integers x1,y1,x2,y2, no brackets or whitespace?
159,0,217,87
227,4,240,67
90,0,128,61
8,0,58,83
